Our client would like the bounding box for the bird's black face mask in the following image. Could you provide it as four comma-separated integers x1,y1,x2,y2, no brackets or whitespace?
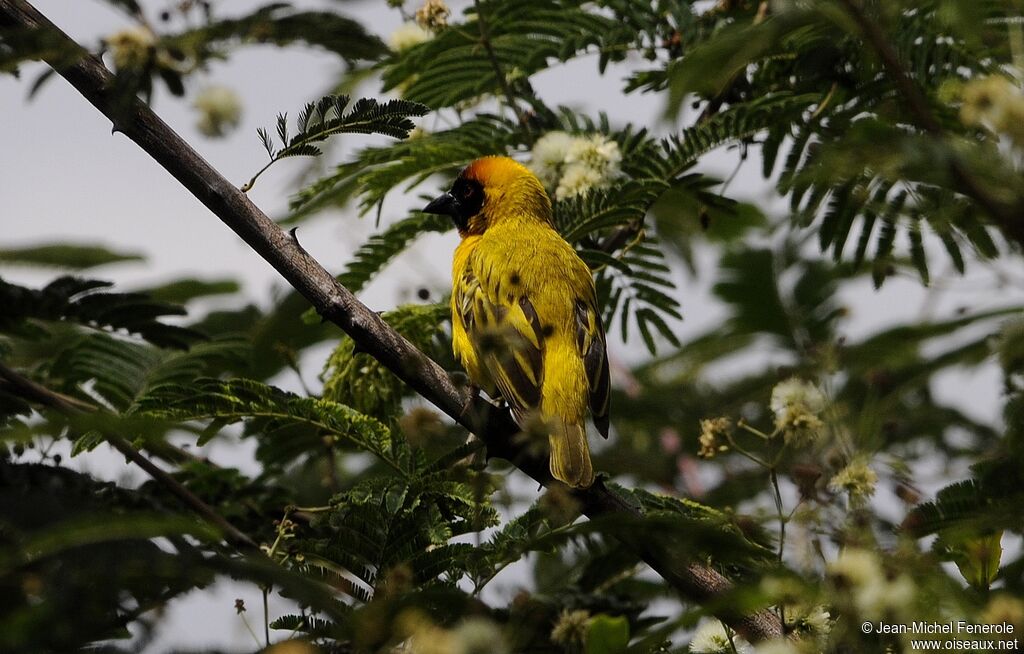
423,177,484,232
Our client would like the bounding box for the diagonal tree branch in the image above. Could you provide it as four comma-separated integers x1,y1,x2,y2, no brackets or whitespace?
0,0,782,641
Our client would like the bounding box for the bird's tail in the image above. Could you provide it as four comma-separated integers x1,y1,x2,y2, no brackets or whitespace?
549,419,594,488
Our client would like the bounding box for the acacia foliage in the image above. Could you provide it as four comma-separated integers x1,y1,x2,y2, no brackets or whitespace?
1,1,1024,653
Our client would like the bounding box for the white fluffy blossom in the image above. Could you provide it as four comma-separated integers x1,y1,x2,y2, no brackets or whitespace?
796,605,832,636
689,619,747,653
415,0,450,32
528,131,621,200
828,548,882,588
960,75,1024,146
565,133,622,172
770,378,825,417
550,609,590,647
859,572,914,618
106,25,156,71
193,86,243,138
555,163,605,200
389,21,433,52
828,548,915,619
786,603,833,643
828,458,878,504
450,617,508,654
529,131,574,189
769,377,826,443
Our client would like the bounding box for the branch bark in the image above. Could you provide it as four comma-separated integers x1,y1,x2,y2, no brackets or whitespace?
0,0,782,641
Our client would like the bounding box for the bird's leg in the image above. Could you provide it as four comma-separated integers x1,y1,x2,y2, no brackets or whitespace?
446,370,481,420
459,383,482,421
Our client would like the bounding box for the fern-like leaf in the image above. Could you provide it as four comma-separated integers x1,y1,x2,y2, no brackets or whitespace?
287,113,519,221
0,276,203,349
136,378,409,473
244,95,429,191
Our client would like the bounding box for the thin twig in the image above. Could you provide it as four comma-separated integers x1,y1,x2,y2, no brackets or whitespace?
769,466,787,630
473,0,532,140
839,0,940,133
596,221,644,255
0,0,783,641
262,588,270,647
769,469,786,565
0,361,258,549
238,607,264,649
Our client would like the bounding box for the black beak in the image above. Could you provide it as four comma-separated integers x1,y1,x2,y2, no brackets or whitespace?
423,192,460,220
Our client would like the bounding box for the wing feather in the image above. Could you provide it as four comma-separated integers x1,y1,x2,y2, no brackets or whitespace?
456,268,544,421
575,298,610,438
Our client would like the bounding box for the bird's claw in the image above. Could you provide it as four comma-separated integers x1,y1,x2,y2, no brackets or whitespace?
459,384,482,421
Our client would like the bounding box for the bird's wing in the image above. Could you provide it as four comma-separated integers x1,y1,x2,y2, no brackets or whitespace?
574,296,610,438
455,267,544,422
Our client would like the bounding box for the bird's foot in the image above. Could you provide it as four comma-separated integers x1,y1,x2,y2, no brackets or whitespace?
459,383,482,420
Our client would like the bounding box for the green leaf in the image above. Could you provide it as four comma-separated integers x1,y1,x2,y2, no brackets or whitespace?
0,276,203,349
69,430,105,457
0,243,144,270
141,278,241,304
136,377,408,473
247,94,429,190
51,333,248,411
661,93,819,176
586,614,630,654
665,10,821,114
946,532,1002,591
321,303,449,425
383,0,625,109
166,4,387,63
0,513,218,573
288,113,519,221
339,213,452,295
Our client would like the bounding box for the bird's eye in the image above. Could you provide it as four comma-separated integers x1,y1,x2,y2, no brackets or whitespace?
447,178,485,226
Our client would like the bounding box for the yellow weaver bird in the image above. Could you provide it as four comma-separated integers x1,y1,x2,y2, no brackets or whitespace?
423,156,610,488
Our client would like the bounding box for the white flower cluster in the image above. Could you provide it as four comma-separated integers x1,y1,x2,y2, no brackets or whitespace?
828,457,878,505
689,619,748,653
769,377,826,444
528,131,622,200
106,25,156,71
747,604,831,654
193,86,242,138
550,608,590,648
789,604,832,638
827,548,915,620
698,416,731,459
415,0,450,32
960,75,1024,147
389,21,433,52
397,612,508,654
759,577,832,650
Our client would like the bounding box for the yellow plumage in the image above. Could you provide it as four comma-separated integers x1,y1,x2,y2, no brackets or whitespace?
423,156,610,488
